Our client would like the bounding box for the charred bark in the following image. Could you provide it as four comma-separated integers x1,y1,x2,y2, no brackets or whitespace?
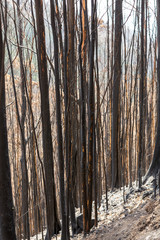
111,0,123,189
0,10,17,240
35,0,61,239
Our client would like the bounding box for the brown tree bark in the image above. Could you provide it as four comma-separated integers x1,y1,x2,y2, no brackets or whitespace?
143,0,160,183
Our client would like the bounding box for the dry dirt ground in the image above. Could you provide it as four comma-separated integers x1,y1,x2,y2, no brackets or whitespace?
33,178,160,240
85,199,160,240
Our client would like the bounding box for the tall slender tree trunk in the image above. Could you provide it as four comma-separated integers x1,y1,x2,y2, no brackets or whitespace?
138,0,145,187
0,10,17,240
16,1,30,238
62,0,70,237
143,0,160,182
50,1,69,239
112,0,122,189
34,1,61,239
67,0,77,235
79,0,88,234
87,0,96,232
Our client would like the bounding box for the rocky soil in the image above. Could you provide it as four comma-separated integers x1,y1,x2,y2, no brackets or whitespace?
32,177,160,240
85,198,160,240
83,177,160,240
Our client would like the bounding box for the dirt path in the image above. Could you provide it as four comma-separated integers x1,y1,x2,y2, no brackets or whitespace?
86,199,160,240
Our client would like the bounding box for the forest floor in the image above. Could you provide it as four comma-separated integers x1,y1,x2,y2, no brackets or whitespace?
74,176,160,240
32,177,160,240
85,196,160,240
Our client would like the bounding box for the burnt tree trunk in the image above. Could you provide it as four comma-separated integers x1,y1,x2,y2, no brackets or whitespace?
50,1,69,239
35,0,61,239
0,11,17,240
112,0,123,189
87,0,96,232
16,1,30,238
138,0,145,188
79,0,88,234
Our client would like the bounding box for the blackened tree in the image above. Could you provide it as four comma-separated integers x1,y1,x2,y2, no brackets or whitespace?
34,0,61,239
0,8,17,240
112,0,123,189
